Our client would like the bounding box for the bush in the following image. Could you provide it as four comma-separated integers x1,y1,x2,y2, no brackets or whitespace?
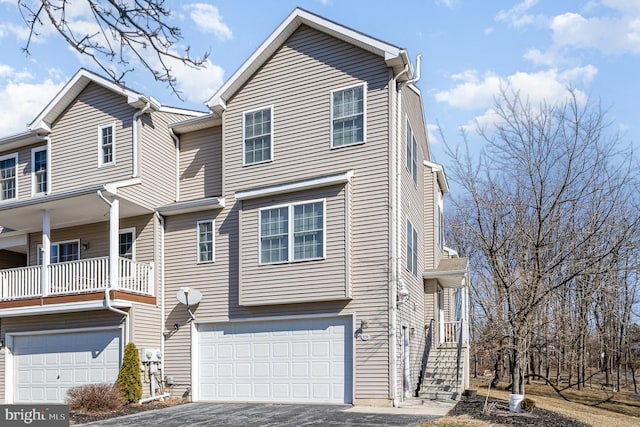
521,397,536,412
66,383,124,412
116,342,142,403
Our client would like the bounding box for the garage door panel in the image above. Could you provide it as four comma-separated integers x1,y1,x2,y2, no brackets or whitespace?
197,316,352,404
13,330,121,403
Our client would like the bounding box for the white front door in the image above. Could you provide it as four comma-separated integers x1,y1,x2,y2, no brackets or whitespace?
12,329,121,403
196,316,352,404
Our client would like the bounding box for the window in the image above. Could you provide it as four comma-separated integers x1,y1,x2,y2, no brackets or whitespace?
32,147,47,195
119,228,136,260
243,107,272,165
260,200,325,264
406,120,418,184
406,219,418,276
38,240,80,264
438,203,445,249
197,220,214,263
0,153,17,201
99,123,115,166
331,83,365,148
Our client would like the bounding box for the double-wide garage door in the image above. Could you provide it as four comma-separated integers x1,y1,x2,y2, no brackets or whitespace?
197,316,352,404
13,329,121,403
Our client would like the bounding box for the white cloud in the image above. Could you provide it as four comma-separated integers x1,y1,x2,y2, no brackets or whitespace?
495,0,546,29
0,67,64,137
185,3,232,40
427,124,441,145
319,0,331,5
435,0,457,8
170,59,225,104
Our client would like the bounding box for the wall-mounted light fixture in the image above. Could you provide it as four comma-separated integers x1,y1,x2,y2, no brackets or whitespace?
81,242,90,251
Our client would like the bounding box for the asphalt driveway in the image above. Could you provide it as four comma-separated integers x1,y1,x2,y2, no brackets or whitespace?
82,402,444,426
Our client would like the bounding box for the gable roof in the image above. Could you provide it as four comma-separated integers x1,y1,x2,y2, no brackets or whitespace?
205,7,413,113
29,68,204,133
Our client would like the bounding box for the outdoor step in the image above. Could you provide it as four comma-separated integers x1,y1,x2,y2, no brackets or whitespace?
419,390,459,401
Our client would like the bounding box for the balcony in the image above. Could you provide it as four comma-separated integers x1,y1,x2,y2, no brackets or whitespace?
441,320,461,345
0,257,154,301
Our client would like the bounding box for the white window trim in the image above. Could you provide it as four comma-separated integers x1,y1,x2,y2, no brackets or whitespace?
97,123,116,167
330,82,367,149
31,146,47,196
406,117,418,185
196,219,215,264
0,152,18,202
258,198,326,265
242,105,274,166
119,227,136,261
37,239,81,264
406,219,418,277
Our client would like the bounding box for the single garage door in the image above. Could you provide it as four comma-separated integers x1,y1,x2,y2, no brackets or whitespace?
197,316,352,404
13,329,121,403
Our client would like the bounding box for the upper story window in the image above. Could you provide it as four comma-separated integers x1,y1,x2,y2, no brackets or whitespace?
98,123,116,166
406,219,418,276
119,228,136,260
331,83,366,148
260,200,325,264
243,106,273,165
197,220,215,263
0,153,17,201
32,146,47,195
406,120,418,184
38,240,80,264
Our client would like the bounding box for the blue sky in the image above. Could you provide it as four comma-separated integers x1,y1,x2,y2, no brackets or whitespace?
0,0,639,168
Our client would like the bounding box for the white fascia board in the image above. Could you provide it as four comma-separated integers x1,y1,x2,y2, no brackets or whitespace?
159,106,208,117
0,299,133,317
169,114,222,134
157,197,225,216
206,7,405,111
0,131,42,151
424,160,449,193
235,170,354,201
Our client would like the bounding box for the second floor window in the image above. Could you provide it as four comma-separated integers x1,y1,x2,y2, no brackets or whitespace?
406,219,418,276
197,220,214,263
260,200,325,264
119,228,135,260
39,240,80,264
0,154,17,201
406,120,418,184
99,124,115,166
331,83,365,148
32,147,47,195
243,107,272,165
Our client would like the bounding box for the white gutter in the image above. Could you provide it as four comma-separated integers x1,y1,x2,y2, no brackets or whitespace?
97,190,130,343
132,102,152,178
35,135,52,195
390,61,409,407
169,129,180,202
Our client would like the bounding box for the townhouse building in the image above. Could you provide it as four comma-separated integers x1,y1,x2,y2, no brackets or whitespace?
0,8,469,406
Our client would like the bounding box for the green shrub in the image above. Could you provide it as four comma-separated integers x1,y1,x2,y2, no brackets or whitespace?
521,397,536,412
116,342,142,403
66,383,124,412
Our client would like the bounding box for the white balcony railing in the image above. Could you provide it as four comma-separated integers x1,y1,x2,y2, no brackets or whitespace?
442,321,461,344
0,257,154,301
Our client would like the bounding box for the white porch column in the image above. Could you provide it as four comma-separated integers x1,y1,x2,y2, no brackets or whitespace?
109,195,120,290
41,210,50,296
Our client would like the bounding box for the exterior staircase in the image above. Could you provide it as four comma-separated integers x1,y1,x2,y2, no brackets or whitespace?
419,346,463,401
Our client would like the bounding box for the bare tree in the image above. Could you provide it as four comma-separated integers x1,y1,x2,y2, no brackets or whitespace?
445,87,640,396
17,0,208,98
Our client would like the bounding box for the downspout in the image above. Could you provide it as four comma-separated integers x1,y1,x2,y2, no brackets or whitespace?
405,54,422,86
35,135,52,195
132,102,152,178
97,190,130,343
155,212,166,385
169,129,180,202
391,61,409,407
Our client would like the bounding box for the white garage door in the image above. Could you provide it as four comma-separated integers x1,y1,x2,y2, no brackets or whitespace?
196,316,352,404
13,329,121,403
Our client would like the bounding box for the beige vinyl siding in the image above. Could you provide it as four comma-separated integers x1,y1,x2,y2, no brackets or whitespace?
49,83,134,192
423,279,438,349
239,185,348,306
163,26,392,401
119,111,194,209
178,127,223,201
28,215,155,266
0,250,26,269
129,302,161,350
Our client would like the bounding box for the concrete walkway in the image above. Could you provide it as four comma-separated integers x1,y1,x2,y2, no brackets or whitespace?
82,400,457,426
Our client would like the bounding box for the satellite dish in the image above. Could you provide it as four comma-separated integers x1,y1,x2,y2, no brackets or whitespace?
176,287,202,306
176,287,202,320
